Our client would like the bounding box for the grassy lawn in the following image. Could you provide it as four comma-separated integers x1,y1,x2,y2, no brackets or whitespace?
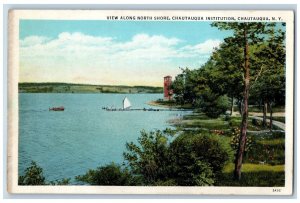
257,138,285,146
181,118,229,130
223,163,284,173
177,114,270,132
216,163,285,186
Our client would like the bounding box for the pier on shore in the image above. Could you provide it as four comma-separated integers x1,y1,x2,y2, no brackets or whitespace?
102,107,190,112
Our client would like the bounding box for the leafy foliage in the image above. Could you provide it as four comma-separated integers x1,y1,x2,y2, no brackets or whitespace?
19,161,71,185
199,92,230,118
250,29,286,107
122,130,232,186
172,67,230,118
49,178,71,185
171,133,233,175
210,22,285,179
123,130,174,185
75,163,135,185
18,161,46,185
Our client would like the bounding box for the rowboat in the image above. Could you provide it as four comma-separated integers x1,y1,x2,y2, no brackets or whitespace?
49,106,65,111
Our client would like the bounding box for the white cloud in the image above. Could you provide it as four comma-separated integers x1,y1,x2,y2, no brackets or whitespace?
120,33,181,49
19,32,222,86
20,36,50,47
178,39,222,57
192,39,221,54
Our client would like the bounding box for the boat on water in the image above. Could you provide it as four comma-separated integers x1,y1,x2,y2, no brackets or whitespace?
49,106,65,111
123,97,131,110
103,97,132,111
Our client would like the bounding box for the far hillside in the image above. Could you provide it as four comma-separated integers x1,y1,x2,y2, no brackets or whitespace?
19,83,163,94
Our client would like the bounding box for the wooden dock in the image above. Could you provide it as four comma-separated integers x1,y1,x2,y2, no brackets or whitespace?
102,107,191,112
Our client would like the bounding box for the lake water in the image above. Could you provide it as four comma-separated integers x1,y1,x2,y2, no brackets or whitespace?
19,93,188,183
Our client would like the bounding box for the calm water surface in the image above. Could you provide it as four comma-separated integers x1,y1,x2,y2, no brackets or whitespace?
19,93,188,183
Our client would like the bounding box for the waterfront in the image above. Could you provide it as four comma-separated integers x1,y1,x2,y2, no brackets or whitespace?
19,93,189,183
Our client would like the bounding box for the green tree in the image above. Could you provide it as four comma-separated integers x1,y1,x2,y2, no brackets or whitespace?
198,89,230,118
123,129,174,185
169,133,233,186
123,129,231,186
18,161,46,185
171,133,233,175
75,163,134,185
250,28,286,130
172,65,230,118
211,22,276,180
171,73,186,105
210,40,244,115
172,68,209,107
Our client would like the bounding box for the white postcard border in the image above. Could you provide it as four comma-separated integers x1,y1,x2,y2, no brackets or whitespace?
7,9,294,195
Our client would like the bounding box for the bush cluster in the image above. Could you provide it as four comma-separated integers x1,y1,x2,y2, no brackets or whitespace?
18,161,70,185
76,130,233,186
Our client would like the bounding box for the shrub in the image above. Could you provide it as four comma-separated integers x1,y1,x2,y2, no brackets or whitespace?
154,179,177,186
123,130,232,186
49,178,71,185
224,114,231,121
75,163,134,185
123,130,174,185
170,133,233,185
19,161,71,185
252,118,264,127
199,92,230,118
173,159,215,186
18,161,46,185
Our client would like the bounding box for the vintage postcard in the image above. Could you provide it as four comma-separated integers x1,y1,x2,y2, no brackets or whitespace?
7,10,294,195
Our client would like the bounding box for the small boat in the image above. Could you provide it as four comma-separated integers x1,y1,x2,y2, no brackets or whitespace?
49,106,65,111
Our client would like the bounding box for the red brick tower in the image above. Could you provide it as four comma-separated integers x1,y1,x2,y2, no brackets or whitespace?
164,76,173,100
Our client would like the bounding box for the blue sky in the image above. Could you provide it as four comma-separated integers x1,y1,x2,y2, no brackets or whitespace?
19,20,233,86
20,20,232,44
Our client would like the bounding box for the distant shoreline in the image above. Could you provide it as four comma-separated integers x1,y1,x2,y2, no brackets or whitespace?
19,82,163,94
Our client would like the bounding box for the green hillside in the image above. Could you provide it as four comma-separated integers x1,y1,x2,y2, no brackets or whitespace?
19,83,163,94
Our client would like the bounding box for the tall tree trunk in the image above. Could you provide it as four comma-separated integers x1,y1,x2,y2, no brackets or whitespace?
230,95,234,116
262,100,268,127
269,102,273,132
234,24,250,180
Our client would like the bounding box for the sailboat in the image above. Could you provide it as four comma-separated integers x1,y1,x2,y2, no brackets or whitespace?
123,97,131,110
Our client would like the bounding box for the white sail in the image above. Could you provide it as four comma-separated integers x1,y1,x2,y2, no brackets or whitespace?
123,97,131,109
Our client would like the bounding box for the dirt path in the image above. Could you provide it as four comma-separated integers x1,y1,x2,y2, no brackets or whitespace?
250,116,285,130
249,112,285,117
